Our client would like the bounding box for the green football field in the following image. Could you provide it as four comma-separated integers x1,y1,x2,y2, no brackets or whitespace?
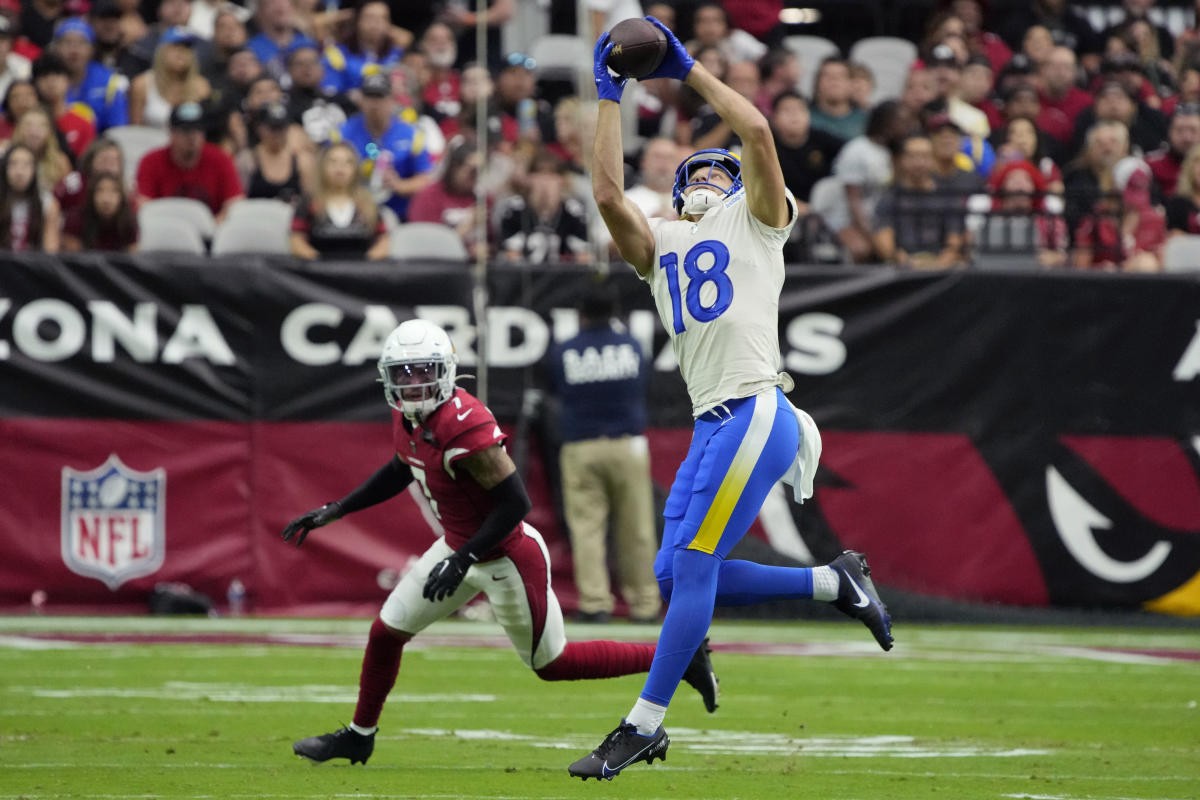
1,616,1197,800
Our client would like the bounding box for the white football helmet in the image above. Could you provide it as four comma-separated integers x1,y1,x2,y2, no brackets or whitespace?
378,319,459,420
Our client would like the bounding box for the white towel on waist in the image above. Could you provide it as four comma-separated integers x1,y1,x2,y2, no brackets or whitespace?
780,401,822,504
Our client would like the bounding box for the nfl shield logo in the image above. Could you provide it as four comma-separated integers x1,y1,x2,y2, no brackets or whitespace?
61,454,167,590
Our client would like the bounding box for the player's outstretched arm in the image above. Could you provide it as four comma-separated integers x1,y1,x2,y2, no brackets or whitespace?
684,62,789,228
281,456,414,547
592,34,655,276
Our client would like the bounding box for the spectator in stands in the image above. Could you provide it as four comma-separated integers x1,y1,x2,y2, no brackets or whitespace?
992,116,1064,194
0,14,31,101
19,0,62,51
984,160,1068,267
1166,142,1200,235
686,2,766,66
726,59,760,104
1163,63,1200,118
121,0,213,79
438,63,507,146
998,0,1101,73
1101,0,1173,63
1037,47,1090,148
901,68,937,120
408,138,488,259
206,47,260,149
927,43,989,138
494,51,545,145
231,74,308,154
1020,25,1055,69
113,0,146,52
88,1,130,73
339,71,432,221
137,101,244,219
129,27,211,129
994,83,1069,159
32,52,94,159
946,0,1012,73
1064,120,1129,254
441,0,512,73
755,48,801,121
624,136,680,220
771,91,841,213
0,78,37,145
1146,105,1200,198
54,18,128,132
828,99,911,263
325,1,407,94
1069,80,1167,160
848,61,874,109
1073,154,1164,271
0,143,59,252
247,0,316,81
290,140,389,260
1113,19,1173,99
497,149,588,264
418,22,460,121
810,58,867,143
548,96,591,175
927,113,982,195
61,170,137,251
236,100,309,203
960,54,997,127
874,134,967,269
53,134,124,216
286,41,354,145
201,5,247,85
10,107,71,191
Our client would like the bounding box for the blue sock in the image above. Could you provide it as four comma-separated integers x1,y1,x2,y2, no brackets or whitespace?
639,548,720,707
714,560,814,606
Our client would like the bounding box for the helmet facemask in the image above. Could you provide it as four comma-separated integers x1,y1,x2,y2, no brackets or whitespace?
672,149,743,217
377,320,458,422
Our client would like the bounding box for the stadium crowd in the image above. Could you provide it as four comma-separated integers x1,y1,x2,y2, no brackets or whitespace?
0,0,1198,270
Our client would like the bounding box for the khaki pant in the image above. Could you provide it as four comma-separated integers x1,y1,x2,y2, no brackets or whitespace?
560,435,662,620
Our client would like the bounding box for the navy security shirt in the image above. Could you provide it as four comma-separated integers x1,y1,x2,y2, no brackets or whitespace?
548,325,648,442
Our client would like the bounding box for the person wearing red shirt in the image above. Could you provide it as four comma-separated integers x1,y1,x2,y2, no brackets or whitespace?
31,52,93,159
136,101,244,219
1038,46,1092,143
1145,104,1200,198
408,140,490,259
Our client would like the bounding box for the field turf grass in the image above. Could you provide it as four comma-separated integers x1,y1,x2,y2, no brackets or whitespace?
1,616,1198,800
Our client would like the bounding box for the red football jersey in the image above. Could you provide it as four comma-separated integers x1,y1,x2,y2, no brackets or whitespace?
392,387,518,558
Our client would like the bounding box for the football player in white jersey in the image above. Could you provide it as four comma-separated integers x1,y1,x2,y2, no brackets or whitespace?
568,18,894,781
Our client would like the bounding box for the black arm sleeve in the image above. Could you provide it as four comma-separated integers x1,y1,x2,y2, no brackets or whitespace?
337,455,415,515
456,472,532,561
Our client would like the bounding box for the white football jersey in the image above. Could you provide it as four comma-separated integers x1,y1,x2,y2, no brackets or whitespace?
642,188,798,416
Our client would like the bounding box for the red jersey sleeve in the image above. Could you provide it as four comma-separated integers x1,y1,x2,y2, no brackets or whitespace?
427,389,506,471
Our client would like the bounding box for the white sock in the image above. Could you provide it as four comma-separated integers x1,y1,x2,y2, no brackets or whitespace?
812,565,839,602
625,698,667,736
349,722,377,736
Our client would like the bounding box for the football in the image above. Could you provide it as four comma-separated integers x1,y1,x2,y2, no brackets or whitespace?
605,18,668,80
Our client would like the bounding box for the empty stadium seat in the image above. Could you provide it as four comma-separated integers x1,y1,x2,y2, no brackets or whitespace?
210,199,293,255
849,37,918,103
529,35,591,80
782,35,841,99
389,222,469,262
138,198,216,241
137,216,207,254
105,125,168,184
1163,235,1200,272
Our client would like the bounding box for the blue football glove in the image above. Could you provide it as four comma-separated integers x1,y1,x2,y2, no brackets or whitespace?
593,33,627,102
422,550,476,602
642,16,694,82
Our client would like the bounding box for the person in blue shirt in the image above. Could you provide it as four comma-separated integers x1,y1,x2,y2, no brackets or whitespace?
324,0,406,94
545,282,663,626
337,72,432,220
53,18,128,132
246,0,317,81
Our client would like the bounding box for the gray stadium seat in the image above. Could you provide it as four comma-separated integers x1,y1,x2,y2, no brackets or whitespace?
1163,235,1200,272
849,37,918,104
105,125,169,184
389,222,469,262
529,34,591,80
808,175,846,233
782,35,841,99
137,216,206,254
210,199,293,255
137,197,216,241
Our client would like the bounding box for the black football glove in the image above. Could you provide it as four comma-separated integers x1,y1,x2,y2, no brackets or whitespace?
281,501,343,547
422,551,476,601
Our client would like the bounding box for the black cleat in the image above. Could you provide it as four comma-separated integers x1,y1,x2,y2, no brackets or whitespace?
567,721,669,781
292,726,375,764
830,550,894,651
682,636,719,713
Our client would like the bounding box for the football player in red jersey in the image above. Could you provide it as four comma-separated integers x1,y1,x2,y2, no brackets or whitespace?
282,319,718,765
